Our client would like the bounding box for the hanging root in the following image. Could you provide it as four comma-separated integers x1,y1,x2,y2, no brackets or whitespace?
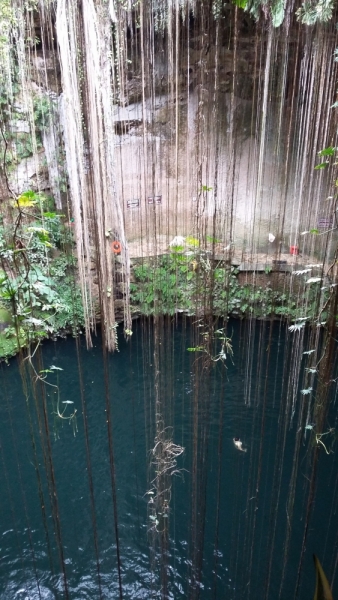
315,428,335,454
147,427,185,532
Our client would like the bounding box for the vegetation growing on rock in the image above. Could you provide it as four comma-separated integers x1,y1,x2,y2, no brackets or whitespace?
130,249,329,322
0,190,84,360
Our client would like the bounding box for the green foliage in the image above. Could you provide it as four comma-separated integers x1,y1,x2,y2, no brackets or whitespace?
318,146,335,157
0,328,27,361
131,254,196,315
185,236,200,247
296,0,334,24
234,0,334,26
0,258,84,359
50,255,76,278
0,199,84,360
16,190,41,207
170,245,185,253
42,213,68,247
314,147,337,172
232,0,248,8
241,0,260,18
130,254,326,322
27,226,52,247
50,275,85,333
270,0,285,27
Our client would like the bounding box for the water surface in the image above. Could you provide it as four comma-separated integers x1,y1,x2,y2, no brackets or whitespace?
0,319,337,599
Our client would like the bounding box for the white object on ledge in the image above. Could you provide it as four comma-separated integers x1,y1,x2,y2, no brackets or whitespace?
169,236,186,247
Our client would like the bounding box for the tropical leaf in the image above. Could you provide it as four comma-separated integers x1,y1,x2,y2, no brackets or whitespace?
16,190,39,207
27,226,52,246
232,0,248,7
313,555,333,600
296,0,334,24
271,0,285,27
315,162,329,170
318,146,335,157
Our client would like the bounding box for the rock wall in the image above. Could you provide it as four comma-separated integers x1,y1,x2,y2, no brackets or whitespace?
1,6,336,262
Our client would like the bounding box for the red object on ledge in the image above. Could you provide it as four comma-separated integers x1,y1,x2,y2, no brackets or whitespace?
112,241,122,254
290,245,299,255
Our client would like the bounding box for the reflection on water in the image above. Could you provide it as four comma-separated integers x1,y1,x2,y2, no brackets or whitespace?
0,319,337,599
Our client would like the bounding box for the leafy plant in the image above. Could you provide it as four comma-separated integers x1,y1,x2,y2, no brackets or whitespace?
131,254,197,315
296,0,334,24
16,190,40,208
0,194,84,359
130,254,325,322
318,146,335,157
0,328,27,361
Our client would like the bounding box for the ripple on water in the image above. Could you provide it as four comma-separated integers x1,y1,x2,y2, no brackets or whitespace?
1,579,55,600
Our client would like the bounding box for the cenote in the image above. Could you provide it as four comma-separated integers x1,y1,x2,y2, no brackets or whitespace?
1,318,337,600
1,0,338,598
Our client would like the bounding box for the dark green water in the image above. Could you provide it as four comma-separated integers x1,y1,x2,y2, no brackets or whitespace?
0,319,337,600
